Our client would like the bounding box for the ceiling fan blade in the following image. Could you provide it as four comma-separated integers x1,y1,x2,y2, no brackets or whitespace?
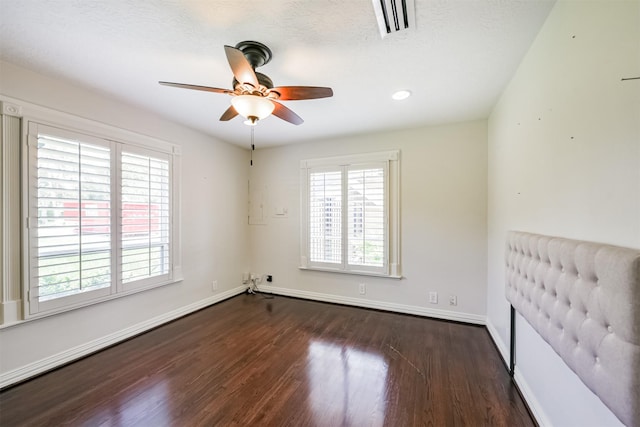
224,45,259,88
269,86,333,101
159,81,232,94
219,105,238,121
272,101,303,125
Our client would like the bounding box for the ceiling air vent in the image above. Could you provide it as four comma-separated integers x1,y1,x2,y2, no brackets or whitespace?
372,0,415,38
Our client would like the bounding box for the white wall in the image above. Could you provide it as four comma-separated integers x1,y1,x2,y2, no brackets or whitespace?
486,1,640,425
0,62,250,377
249,121,488,322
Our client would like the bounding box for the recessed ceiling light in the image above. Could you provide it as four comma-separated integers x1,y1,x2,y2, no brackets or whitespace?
392,90,411,100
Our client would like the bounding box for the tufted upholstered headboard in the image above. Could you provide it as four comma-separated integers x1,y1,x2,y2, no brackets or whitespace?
505,231,640,427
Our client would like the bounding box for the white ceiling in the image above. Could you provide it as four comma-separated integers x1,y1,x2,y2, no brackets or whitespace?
0,0,555,148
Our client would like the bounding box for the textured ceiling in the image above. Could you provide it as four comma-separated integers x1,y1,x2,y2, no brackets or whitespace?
0,0,555,148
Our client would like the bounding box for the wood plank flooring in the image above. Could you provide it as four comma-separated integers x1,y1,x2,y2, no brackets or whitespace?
0,294,534,426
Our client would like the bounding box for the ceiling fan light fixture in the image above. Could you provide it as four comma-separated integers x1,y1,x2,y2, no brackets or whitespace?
244,116,259,126
231,95,275,123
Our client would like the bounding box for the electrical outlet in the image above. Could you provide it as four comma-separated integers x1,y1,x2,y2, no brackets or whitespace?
429,291,438,304
212,280,218,291
449,295,457,306
266,275,273,282
359,283,366,294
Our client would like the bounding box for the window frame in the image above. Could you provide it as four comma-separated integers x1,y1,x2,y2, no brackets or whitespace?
26,123,117,314
117,144,172,293
345,162,388,274
22,112,182,320
300,150,401,278
307,165,344,269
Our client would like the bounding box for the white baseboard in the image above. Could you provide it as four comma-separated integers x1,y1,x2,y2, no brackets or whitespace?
484,318,550,427
513,367,552,427
0,286,246,389
258,285,486,325
485,318,509,369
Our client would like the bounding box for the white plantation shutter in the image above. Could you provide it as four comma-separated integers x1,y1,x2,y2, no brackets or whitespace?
309,169,342,265
347,166,386,268
26,120,179,317
301,151,398,277
28,124,114,313
120,149,171,287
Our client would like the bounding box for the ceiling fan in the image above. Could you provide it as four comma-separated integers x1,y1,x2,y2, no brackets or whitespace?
159,41,333,126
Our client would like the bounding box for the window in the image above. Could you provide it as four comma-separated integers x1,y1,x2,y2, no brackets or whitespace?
309,168,342,264
347,167,385,267
120,148,171,286
300,151,400,277
25,122,180,317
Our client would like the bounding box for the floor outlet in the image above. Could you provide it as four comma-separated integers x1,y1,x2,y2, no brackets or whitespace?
359,283,366,295
449,295,457,306
429,292,438,304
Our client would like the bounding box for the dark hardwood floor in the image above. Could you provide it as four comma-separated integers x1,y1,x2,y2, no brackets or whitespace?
0,294,534,426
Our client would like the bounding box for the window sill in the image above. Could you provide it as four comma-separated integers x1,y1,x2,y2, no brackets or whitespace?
298,266,402,280
1,277,184,329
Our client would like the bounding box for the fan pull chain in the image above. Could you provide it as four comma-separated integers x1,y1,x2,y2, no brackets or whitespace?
250,126,255,166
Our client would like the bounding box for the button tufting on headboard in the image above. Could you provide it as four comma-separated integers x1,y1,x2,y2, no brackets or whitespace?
505,231,640,427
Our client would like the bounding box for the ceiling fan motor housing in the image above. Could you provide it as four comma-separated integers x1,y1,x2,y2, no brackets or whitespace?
233,72,274,94
235,40,272,69
233,72,274,89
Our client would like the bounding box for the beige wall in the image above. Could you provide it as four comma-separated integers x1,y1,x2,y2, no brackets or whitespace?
486,1,640,425
0,61,250,376
1,62,488,381
249,121,488,321
4,3,637,424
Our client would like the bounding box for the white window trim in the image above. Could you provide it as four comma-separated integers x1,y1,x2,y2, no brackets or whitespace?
299,150,401,278
6,95,184,321
25,123,118,315
117,144,173,294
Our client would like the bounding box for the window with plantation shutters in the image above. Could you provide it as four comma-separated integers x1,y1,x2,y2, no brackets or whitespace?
300,151,400,277
348,166,385,268
28,125,115,314
26,122,180,317
309,169,342,264
120,149,170,287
